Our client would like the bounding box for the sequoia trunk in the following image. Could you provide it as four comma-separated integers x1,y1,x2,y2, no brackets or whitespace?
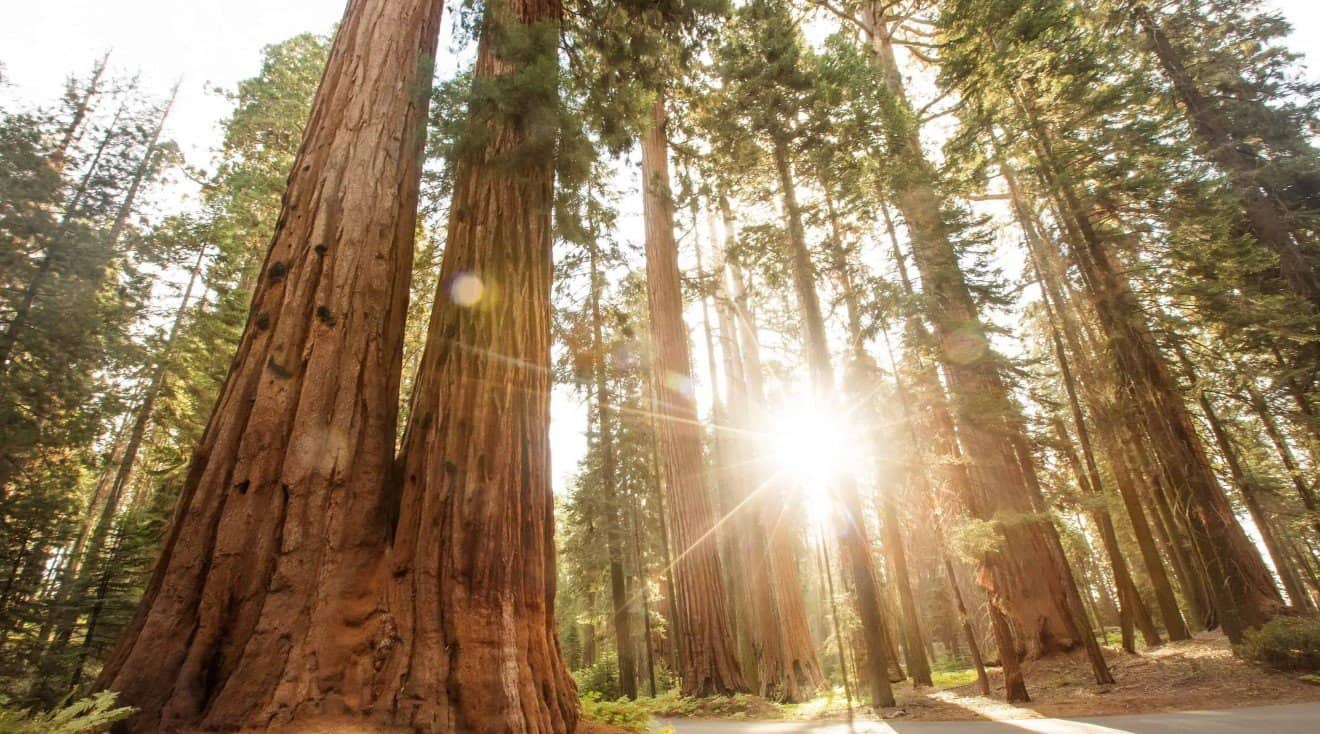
641,98,747,697
96,0,446,728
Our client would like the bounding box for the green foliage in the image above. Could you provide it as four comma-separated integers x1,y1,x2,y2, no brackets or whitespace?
931,667,980,688
1237,616,1320,671
0,691,132,734
574,652,624,701
639,691,783,719
579,693,652,733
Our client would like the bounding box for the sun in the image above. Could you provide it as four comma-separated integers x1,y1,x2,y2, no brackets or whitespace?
764,395,867,503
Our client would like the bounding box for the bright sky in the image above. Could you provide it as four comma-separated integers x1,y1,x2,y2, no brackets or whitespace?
1,0,1317,494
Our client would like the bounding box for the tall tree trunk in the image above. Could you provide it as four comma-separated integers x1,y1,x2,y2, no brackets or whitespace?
645,382,686,675
772,139,896,707
102,82,179,251
1007,170,1192,641
1106,425,1193,638
0,100,126,379
52,51,110,171
590,241,638,699
863,9,1107,679
1134,441,1215,631
387,1,578,730
1132,4,1320,308
943,557,990,695
1177,350,1313,610
1012,175,1160,650
1014,79,1283,641
93,2,584,730
43,242,208,671
694,204,759,693
822,183,933,686
1240,380,1320,539
988,594,1029,702
627,472,659,696
641,97,746,697
713,201,824,702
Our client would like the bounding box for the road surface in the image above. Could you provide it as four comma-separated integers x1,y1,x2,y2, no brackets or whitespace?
655,702,1320,733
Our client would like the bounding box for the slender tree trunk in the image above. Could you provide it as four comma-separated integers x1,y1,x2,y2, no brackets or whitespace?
694,204,760,694
43,242,208,671
772,139,896,707
943,557,990,695
1136,443,1214,631
712,202,824,702
863,11,1107,679
1132,4,1320,308
645,383,686,675
987,594,1029,702
821,181,933,687
1177,350,1313,610
589,241,638,699
1014,80,1283,641
641,97,746,697
1107,428,1193,638
1241,380,1320,538
817,530,856,711
53,51,110,171
0,100,126,379
1008,170,1192,641
628,476,659,696
1011,177,1159,650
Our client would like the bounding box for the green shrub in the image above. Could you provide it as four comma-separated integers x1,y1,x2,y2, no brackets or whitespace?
0,692,133,734
1238,616,1320,671
639,691,782,719
579,693,651,733
573,653,623,700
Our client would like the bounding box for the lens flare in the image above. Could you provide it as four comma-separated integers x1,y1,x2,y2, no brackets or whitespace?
765,395,865,514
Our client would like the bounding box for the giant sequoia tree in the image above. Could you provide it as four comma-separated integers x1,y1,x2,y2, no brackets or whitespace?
642,97,748,697
94,0,577,730
6,0,1320,722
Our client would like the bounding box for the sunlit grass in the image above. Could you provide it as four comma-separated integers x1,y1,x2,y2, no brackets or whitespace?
931,668,980,688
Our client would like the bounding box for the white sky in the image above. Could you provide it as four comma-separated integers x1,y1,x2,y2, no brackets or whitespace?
1,0,1317,494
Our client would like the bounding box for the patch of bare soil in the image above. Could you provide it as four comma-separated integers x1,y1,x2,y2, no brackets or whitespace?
825,632,1320,723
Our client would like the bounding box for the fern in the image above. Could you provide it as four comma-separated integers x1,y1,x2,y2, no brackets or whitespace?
0,692,134,734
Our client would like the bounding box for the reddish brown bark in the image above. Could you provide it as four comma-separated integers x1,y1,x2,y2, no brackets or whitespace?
642,98,746,697
386,1,577,729
862,10,1106,679
1009,178,1193,642
1024,113,1283,639
98,2,579,731
96,0,445,728
823,185,932,687
714,203,825,702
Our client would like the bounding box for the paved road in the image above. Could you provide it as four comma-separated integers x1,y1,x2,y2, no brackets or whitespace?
655,702,1320,733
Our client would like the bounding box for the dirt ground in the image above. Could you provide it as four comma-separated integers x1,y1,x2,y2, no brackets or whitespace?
817,632,1320,723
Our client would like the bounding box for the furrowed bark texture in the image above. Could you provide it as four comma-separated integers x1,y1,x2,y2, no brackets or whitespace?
386,1,578,730
96,0,444,728
99,1,579,731
642,98,747,697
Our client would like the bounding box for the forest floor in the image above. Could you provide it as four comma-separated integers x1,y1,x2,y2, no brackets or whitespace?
655,633,1320,724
